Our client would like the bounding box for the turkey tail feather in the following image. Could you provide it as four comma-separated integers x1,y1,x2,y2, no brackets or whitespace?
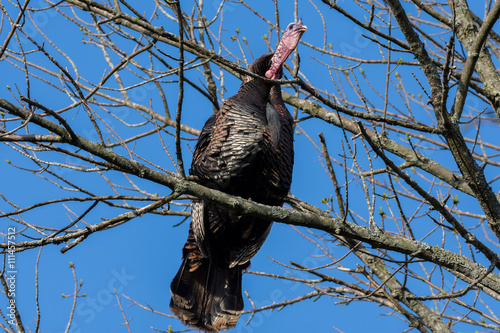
170,256,243,332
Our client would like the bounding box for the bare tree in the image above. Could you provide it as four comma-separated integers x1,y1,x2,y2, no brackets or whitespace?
1,0,500,332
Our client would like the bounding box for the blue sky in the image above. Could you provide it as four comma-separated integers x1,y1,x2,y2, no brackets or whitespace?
1,1,497,332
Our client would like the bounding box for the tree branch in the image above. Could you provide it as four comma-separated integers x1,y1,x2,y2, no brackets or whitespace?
451,1,500,121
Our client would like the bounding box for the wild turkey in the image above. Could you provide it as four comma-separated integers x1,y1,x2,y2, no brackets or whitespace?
170,20,307,332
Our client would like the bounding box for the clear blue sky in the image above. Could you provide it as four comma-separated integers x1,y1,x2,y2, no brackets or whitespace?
1,1,494,332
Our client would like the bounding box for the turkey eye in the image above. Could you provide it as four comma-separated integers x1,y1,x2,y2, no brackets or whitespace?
286,23,293,31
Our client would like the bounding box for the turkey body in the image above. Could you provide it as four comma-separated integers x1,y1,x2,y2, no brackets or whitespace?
169,54,294,332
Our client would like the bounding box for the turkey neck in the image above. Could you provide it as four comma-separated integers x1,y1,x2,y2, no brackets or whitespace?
269,84,284,109
239,77,274,102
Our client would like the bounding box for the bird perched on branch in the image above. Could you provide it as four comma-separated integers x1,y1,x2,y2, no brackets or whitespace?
170,20,306,332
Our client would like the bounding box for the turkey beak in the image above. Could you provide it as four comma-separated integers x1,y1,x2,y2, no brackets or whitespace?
295,19,308,35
